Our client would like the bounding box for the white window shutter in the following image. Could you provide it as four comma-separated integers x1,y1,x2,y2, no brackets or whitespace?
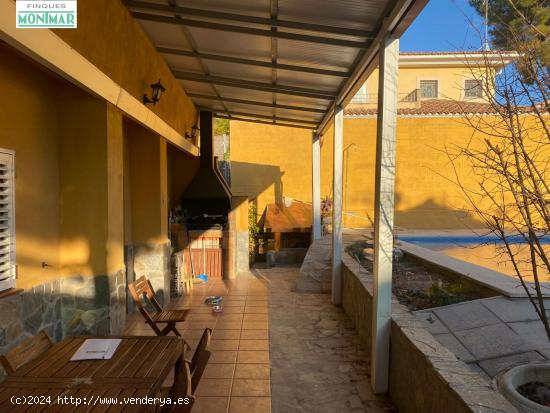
0,150,15,291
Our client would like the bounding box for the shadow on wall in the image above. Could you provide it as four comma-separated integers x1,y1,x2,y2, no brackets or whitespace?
393,192,484,230
229,161,285,206
228,159,483,230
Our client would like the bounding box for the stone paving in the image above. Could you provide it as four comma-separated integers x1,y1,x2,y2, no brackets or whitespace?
416,296,550,380
256,265,393,413
125,266,392,413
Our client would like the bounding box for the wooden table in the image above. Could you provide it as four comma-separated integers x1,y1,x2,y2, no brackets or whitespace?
0,336,185,412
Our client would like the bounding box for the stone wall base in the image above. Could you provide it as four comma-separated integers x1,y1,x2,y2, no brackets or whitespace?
129,242,170,306
0,269,127,379
340,252,517,413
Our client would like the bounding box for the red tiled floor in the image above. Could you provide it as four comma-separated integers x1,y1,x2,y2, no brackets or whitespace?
124,274,271,412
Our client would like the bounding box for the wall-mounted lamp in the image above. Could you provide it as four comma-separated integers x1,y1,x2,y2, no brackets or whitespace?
185,123,200,140
143,79,166,105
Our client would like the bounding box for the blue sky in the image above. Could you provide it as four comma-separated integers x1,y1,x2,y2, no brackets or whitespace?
401,0,487,52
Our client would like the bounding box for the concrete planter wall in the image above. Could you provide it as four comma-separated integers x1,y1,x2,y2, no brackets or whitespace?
499,363,550,413
340,252,517,413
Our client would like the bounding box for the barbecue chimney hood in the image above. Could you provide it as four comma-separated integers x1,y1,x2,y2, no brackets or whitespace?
181,111,232,216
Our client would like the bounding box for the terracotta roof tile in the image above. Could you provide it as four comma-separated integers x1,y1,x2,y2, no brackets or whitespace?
345,99,499,116
399,51,516,56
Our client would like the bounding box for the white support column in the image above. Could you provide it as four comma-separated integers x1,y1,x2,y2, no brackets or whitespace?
331,106,344,305
371,36,399,394
312,133,322,241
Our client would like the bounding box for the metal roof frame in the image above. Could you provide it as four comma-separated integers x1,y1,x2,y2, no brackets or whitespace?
186,93,326,114
173,70,336,100
125,0,377,38
131,12,370,48
127,0,428,134
157,46,350,77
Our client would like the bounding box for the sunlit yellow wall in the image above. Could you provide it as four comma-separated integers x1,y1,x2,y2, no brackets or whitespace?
0,0,201,293
0,43,128,288
51,0,197,138
106,106,125,275
58,89,109,278
230,117,491,230
231,196,249,232
125,122,168,245
230,122,313,219
0,45,61,286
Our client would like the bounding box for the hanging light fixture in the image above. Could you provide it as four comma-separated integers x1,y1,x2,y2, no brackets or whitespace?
143,79,166,105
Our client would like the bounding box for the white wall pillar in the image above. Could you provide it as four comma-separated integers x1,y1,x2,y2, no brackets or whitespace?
331,106,344,305
371,36,399,394
312,133,322,241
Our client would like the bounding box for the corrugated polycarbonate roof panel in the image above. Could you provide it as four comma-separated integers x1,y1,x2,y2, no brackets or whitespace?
185,27,272,59
191,97,226,112
277,40,360,71
161,53,203,73
138,19,193,50
209,86,274,102
178,79,217,95
277,0,384,31
275,69,343,90
174,0,269,16
275,94,332,109
202,60,272,84
127,0,428,130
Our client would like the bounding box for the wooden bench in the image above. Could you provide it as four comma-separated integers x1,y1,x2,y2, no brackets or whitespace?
128,276,190,337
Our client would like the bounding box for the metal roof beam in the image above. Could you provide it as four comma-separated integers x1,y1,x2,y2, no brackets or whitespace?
316,0,429,135
156,46,349,78
174,70,336,100
131,12,368,49
215,115,314,130
206,109,318,125
187,93,326,114
125,0,376,38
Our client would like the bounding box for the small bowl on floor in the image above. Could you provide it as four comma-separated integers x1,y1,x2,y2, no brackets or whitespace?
212,305,223,313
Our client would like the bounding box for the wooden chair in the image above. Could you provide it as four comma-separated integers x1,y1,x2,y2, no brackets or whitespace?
0,331,53,375
160,329,211,413
188,328,212,393
128,276,190,337
166,358,195,413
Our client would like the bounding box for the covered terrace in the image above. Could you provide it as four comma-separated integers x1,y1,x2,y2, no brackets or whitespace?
0,0,518,412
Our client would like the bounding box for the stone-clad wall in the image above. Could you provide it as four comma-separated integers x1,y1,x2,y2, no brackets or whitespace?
132,242,171,306
340,253,517,413
0,271,127,379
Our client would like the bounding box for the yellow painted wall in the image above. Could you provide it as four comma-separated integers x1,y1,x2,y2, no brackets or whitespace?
0,1,201,290
0,45,61,286
58,88,109,277
230,122,313,220
52,0,197,138
124,122,168,245
0,44,127,288
230,117,489,230
234,197,249,232
106,105,125,275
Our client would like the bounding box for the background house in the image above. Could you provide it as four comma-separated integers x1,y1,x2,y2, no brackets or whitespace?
230,52,513,230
